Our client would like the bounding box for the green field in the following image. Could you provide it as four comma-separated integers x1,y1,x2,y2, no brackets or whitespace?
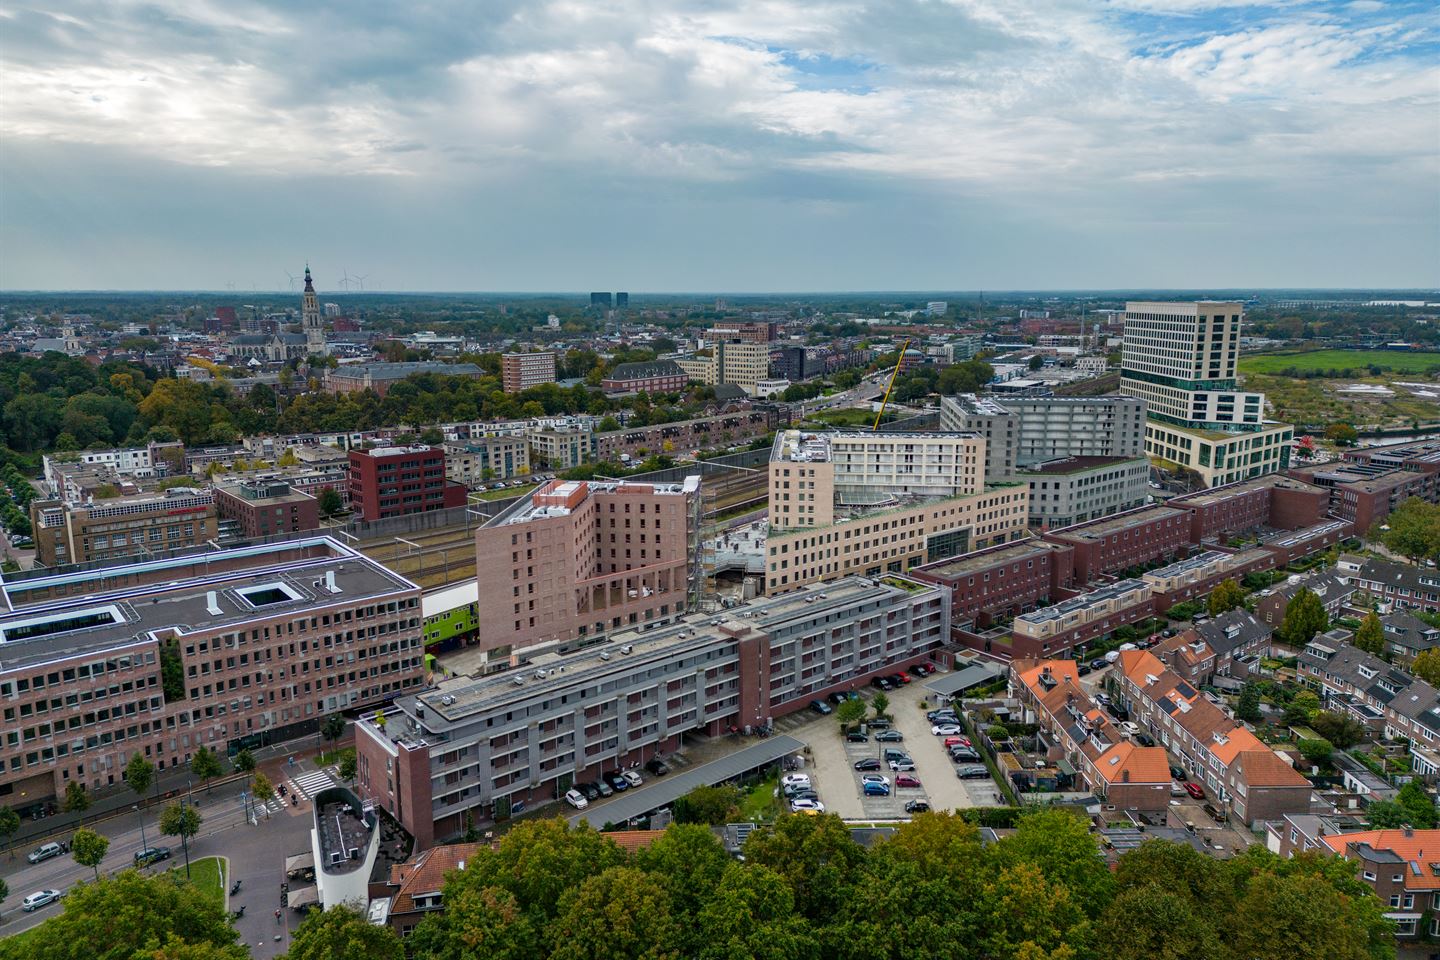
167,855,226,906
1239,350,1440,375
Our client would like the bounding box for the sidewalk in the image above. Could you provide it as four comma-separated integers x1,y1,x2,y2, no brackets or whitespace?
7,731,335,851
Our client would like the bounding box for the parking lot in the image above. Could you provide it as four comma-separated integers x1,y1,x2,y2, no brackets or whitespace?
804,673,1006,819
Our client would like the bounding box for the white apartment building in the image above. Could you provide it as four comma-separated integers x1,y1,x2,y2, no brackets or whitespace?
1119,301,1293,488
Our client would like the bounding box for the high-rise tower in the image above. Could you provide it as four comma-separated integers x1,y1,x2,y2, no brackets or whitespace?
302,265,327,356
1119,301,1291,487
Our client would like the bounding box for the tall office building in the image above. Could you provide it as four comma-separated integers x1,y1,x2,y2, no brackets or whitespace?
1119,301,1292,488
615,292,629,309
301,265,327,357
589,292,613,309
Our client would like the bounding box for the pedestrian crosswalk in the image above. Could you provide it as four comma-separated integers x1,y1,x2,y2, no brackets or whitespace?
286,770,335,801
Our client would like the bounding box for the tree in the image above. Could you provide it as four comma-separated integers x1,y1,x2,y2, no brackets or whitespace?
1397,780,1438,829
338,751,358,783
1309,710,1366,749
633,824,731,927
283,903,404,960
318,487,343,516
995,809,1115,918
160,801,202,847
233,749,256,775
1297,738,1333,765
835,698,867,730
1096,885,1222,960
1226,871,1384,960
252,772,275,817
1276,588,1328,649
1236,683,1262,723
64,781,91,815
743,814,869,921
0,805,19,859
322,712,346,746
1375,497,1440,565
1028,354,1045,371
1412,648,1440,686
20,869,246,960
1285,690,1321,726
71,827,110,881
1365,799,1409,828
547,866,680,960
871,692,889,719
409,883,538,960
673,785,742,826
1206,578,1245,616
190,746,223,794
0,876,7,921
1354,612,1384,656
1324,423,1359,446
693,863,818,960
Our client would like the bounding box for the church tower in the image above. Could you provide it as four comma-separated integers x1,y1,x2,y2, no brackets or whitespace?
301,265,327,356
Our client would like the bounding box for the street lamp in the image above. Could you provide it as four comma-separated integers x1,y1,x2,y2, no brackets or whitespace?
179,778,193,880
135,804,148,853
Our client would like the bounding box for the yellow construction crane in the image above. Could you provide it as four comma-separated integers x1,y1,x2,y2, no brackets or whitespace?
872,338,911,431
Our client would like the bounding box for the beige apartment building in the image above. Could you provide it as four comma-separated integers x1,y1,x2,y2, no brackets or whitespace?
473,477,702,663
31,488,219,568
674,340,772,395
500,352,557,393
764,430,1029,593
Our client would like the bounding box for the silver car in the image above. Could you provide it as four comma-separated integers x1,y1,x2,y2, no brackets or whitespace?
23,889,62,912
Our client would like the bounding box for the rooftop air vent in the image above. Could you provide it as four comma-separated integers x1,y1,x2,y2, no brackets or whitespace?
620,645,633,655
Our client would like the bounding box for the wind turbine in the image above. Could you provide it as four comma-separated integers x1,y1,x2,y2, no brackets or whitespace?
351,273,368,291
284,270,300,291
338,269,353,292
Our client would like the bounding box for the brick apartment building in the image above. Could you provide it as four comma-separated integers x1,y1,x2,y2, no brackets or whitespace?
1340,555,1440,614
0,537,424,815
31,488,219,568
910,538,1075,628
213,478,320,540
593,408,782,462
1010,579,1155,659
1169,474,1329,542
501,352,557,393
472,477,702,661
1115,649,1312,827
326,362,484,398
1152,609,1272,687
1253,570,1355,630
1322,830,1440,939
1012,659,1171,813
1042,505,1192,583
1290,460,1440,533
600,360,688,396
355,575,948,848
348,446,468,522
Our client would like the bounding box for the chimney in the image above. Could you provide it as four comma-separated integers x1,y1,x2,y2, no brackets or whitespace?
1122,770,1130,783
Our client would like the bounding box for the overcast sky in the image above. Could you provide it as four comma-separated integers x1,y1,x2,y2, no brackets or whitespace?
2,0,1436,292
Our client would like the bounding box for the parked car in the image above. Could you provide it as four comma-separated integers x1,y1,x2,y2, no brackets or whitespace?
1095,693,1110,705
1089,659,1108,671
622,770,643,788
860,774,890,786
1169,764,1186,780
1077,663,1092,677
942,736,971,748
828,691,850,706
875,730,905,742
1118,721,1140,738
1104,650,1121,663
904,799,931,813
882,748,909,762
871,676,895,691
781,773,812,789
893,671,913,684
786,789,820,802
1203,803,1228,823
645,758,670,776
895,774,922,788
1135,733,1156,747
594,779,614,798
867,718,892,730
22,889,62,912
853,758,882,771
956,765,989,779
949,748,981,763
862,781,891,797
926,709,955,722
605,772,630,792
790,798,825,813
846,731,869,743
912,664,934,677
810,699,833,715
577,782,601,801
889,758,917,772
564,788,589,809
134,846,171,866
1184,782,1206,800
931,723,963,736
27,842,63,865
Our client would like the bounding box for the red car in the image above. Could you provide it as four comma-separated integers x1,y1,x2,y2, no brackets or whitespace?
943,736,972,748
1184,782,1205,800
895,774,922,788
894,672,913,685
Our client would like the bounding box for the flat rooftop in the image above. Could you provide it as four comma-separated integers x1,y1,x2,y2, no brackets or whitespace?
771,429,979,464
913,538,1065,580
1020,455,1142,476
316,798,375,875
0,537,417,672
398,576,931,730
1015,578,1148,625
1145,550,1229,579
1047,505,1187,542
494,476,699,526
1261,519,1351,548
1172,474,1323,506
1353,440,1440,465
